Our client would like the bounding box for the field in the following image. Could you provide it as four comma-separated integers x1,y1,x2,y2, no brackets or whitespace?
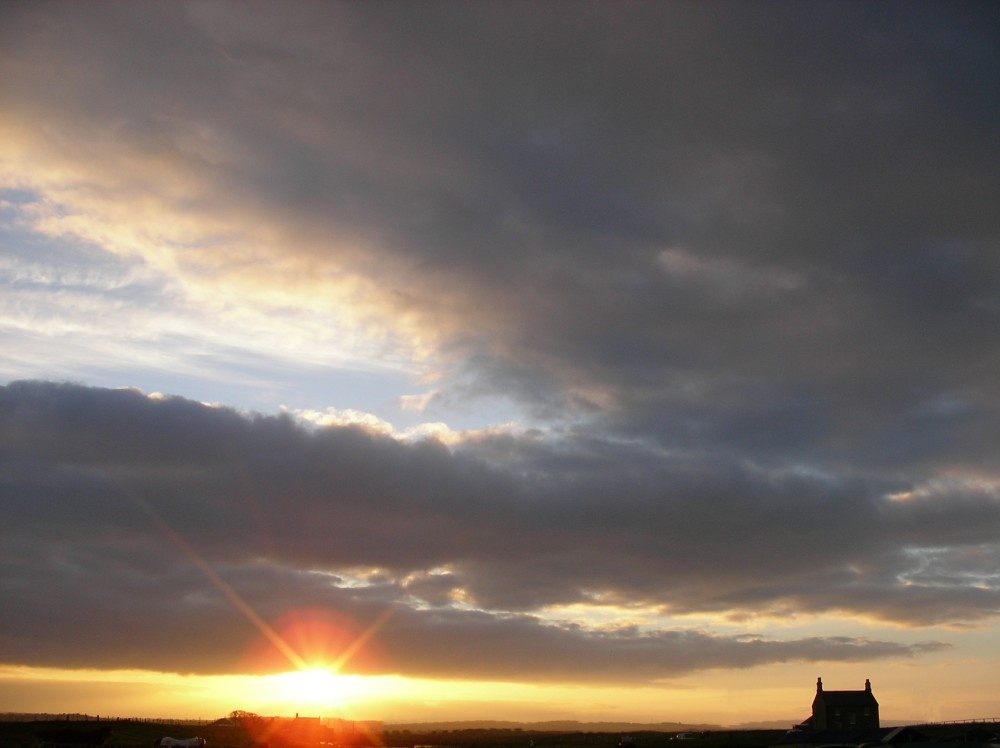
0,721,788,748
382,728,789,748
1,720,993,748
0,721,244,748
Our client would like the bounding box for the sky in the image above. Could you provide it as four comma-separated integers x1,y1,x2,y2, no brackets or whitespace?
1,0,999,728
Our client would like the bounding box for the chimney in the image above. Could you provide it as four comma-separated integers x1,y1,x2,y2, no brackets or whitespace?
816,677,823,693
865,679,871,692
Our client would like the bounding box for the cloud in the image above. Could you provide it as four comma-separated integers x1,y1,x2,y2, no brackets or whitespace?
3,1,998,448
1,0,999,695
1,381,991,681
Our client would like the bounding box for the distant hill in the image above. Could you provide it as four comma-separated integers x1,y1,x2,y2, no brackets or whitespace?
383,720,721,732
726,721,799,730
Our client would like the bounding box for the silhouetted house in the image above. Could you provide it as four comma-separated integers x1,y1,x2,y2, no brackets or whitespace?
778,678,893,748
810,677,880,730
282,715,323,745
779,678,1000,748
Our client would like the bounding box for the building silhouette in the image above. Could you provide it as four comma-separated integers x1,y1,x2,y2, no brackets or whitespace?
808,677,879,730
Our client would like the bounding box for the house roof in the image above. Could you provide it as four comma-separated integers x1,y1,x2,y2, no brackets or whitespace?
812,678,879,708
814,690,879,706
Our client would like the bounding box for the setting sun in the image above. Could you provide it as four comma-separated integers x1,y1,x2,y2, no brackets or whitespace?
267,668,354,710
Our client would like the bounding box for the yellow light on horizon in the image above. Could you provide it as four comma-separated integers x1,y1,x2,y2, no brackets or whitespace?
263,668,359,710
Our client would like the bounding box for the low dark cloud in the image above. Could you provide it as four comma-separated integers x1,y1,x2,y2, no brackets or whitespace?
1,382,989,680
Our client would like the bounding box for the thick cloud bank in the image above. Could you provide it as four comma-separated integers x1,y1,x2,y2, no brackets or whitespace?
3,381,992,680
1,1,999,686
2,2,999,443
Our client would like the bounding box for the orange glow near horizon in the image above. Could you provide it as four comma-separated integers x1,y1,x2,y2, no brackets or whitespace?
137,499,396,687
266,667,354,707
3,655,998,726
3,510,994,727
239,607,395,678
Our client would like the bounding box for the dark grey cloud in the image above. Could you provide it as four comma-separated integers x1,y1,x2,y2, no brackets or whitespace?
3,1,998,465
2,0,999,687
1,382,991,680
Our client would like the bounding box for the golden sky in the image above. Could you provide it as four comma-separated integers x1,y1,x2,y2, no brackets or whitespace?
1,0,999,727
